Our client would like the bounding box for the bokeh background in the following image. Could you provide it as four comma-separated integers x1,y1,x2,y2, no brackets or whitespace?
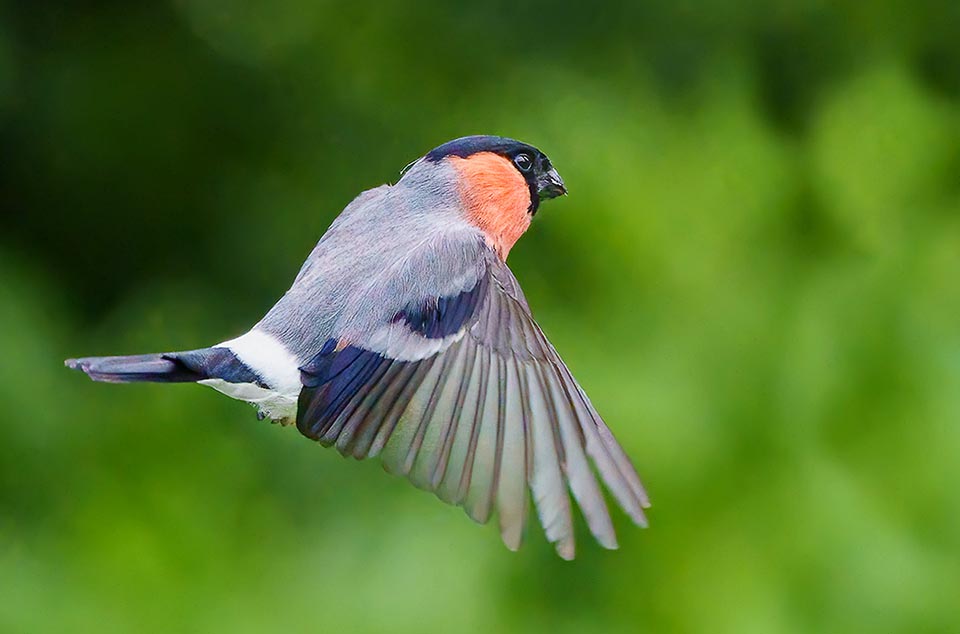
2,1,960,632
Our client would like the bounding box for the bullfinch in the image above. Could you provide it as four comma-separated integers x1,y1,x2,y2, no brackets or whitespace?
67,135,649,559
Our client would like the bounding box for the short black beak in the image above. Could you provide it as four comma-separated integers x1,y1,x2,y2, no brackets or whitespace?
537,167,567,200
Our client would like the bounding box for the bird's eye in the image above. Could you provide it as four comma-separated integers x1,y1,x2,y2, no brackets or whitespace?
514,153,533,172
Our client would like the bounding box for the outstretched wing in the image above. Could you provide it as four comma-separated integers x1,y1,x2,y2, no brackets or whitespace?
296,251,648,559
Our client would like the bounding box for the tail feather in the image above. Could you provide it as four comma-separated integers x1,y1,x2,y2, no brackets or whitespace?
65,353,207,383
66,346,266,386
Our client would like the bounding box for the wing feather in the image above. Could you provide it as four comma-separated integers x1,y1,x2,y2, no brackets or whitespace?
295,252,648,556
430,338,478,491
409,340,470,489
381,354,447,476
435,344,483,503
495,356,527,549
333,362,391,454
345,361,415,458
369,356,438,457
463,349,502,524
554,360,650,527
540,362,618,549
524,361,575,559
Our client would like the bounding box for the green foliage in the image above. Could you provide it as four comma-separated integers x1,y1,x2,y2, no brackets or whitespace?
1,2,959,632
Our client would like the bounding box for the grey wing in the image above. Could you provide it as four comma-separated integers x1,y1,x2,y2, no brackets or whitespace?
296,250,649,559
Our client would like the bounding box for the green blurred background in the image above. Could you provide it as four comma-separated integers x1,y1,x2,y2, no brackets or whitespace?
2,1,959,632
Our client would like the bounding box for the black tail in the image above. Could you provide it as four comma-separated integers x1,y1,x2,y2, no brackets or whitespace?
65,353,207,383
65,348,262,385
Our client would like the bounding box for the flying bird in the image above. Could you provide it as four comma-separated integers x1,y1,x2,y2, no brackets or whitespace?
66,135,649,559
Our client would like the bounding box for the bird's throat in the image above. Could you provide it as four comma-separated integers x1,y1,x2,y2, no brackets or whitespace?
449,152,532,259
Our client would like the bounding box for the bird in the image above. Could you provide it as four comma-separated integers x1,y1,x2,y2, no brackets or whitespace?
66,135,650,559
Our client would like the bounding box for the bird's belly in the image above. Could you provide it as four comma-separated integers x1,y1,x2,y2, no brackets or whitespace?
198,378,299,424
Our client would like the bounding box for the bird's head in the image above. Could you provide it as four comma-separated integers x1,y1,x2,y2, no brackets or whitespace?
414,135,566,259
